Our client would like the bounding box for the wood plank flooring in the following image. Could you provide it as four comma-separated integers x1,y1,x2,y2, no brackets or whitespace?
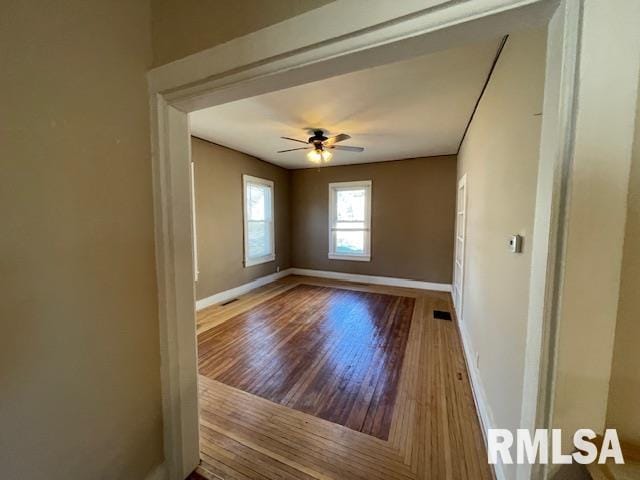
198,283,415,440
196,275,494,480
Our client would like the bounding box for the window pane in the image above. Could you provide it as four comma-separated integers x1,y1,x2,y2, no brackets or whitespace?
248,220,271,258
336,188,365,221
248,183,272,221
335,230,365,255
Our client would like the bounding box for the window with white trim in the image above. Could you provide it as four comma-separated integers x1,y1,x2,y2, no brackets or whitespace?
243,175,275,267
328,180,371,261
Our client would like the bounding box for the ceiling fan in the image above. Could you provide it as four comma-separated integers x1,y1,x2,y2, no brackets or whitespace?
277,129,364,164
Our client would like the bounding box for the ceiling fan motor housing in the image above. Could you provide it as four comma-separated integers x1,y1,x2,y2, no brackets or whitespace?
309,130,328,147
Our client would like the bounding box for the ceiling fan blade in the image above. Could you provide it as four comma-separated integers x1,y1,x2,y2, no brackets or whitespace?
280,136,309,145
330,145,364,152
277,147,311,153
324,133,351,146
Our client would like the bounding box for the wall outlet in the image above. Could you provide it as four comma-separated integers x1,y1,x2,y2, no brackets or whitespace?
276,266,280,273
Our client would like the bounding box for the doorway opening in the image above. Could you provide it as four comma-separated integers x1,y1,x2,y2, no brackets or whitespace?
148,2,580,479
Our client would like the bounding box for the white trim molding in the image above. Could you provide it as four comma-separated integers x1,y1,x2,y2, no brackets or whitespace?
328,180,372,262
242,174,276,267
196,269,293,311
327,254,371,262
291,268,452,292
457,322,506,480
197,268,450,312
453,174,467,316
518,3,581,479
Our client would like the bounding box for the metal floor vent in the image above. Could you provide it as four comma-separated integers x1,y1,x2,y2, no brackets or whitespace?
220,298,239,306
433,310,452,321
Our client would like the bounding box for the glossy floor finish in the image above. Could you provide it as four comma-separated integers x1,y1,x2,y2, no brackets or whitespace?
195,276,494,480
198,284,415,440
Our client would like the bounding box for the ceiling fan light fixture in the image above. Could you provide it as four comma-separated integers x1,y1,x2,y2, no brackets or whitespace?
281,130,361,163
307,148,332,164
306,149,322,164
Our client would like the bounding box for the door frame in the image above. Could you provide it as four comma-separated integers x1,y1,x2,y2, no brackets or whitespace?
453,174,467,317
147,1,581,478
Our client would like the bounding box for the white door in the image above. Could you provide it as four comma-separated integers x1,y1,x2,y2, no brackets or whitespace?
453,175,467,316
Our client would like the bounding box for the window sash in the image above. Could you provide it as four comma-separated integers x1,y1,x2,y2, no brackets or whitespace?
243,175,275,266
246,220,273,259
328,181,371,261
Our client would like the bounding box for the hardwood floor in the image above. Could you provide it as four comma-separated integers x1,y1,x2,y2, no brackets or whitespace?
198,283,415,440
196,275,493,480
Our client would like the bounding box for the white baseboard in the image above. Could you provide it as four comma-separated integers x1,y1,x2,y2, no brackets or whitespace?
145,463,167,480
290,268,452,292
196,268,451,310
195,268,294,311
456,317,506,480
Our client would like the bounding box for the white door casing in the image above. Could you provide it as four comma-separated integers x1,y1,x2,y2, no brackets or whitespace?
146,1,588,479
453,174,467,317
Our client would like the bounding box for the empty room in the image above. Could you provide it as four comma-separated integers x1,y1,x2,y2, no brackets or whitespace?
189,29,546,480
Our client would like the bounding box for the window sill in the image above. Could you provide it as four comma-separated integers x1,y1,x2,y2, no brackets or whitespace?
245,255,275,267
328,254,371,262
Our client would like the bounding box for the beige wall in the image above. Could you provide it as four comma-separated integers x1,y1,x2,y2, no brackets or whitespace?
290,157,457,283
605,76,640,445
193,138,291,300
151,0,333,66
456,29,546,480
194,146,455,290
0,1,163,479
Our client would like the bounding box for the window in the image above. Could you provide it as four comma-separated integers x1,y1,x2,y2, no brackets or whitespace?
329,180,371,261
243,175,275,266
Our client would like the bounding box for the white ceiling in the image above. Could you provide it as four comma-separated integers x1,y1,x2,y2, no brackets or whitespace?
190,38,501,169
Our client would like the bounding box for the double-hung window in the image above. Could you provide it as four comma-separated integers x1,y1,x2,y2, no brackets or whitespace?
243,175,275,266
328,180,371,261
